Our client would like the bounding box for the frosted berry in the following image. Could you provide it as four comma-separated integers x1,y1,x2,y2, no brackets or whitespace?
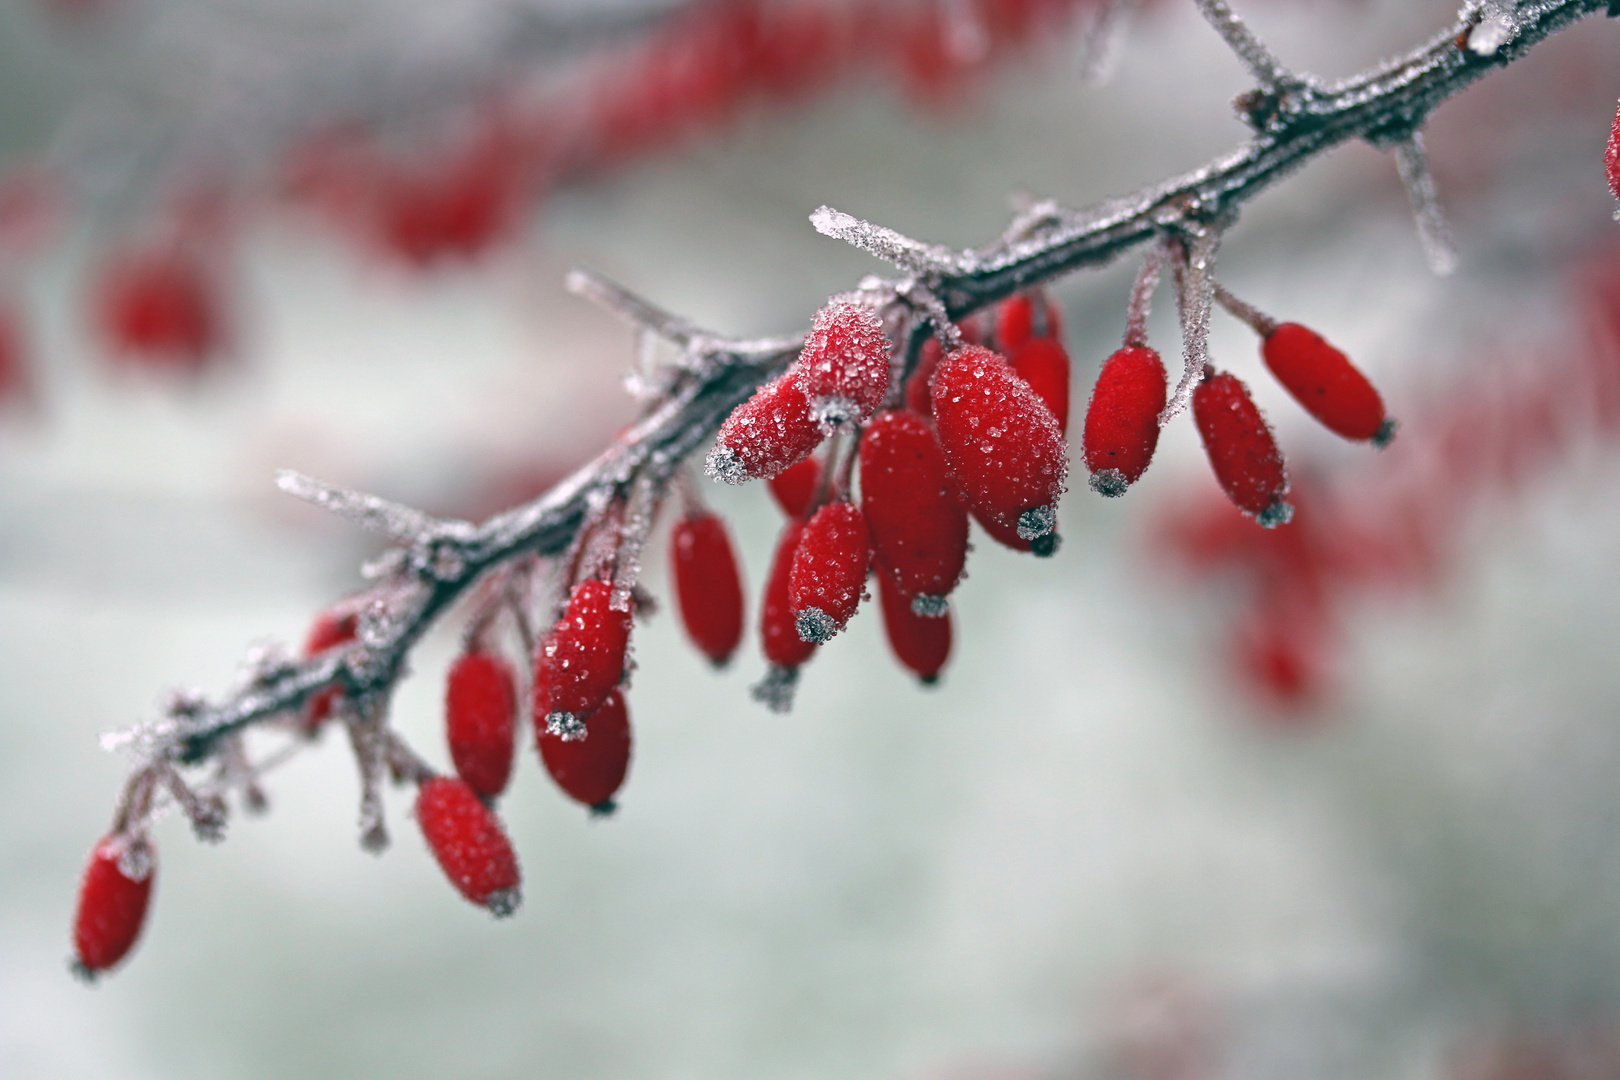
858,409,966,612
415,777,521,915
536,579,632,740
445,651,517,799
706,373,826,484
1009,337,1071,435
71,835,154,978
905,337,944,416
761,520,817,670
793,301,892,428
931,345,1068,551
670,512,746,667
302,610,358,730
768,455,821,518
1261,323,1393,444
1083,346,1168,497
1608,99,1620,203
789,500,872,643
94,242,223,371
1192,366,1293,527
538,688,633,813
876,571,951,684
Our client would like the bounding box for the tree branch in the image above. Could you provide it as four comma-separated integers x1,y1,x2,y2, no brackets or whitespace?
109,0,1611,795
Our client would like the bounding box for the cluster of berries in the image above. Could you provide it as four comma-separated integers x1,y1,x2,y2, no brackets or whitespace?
696,295,1069,705
1083,281,1394,529
67,266,1399,975
71,575,642,975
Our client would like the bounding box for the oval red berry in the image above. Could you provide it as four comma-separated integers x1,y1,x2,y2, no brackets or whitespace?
707,374,826,483
793,302,891,428
95,243,224,371
72,836,155,978
875,571,951,684
761,520,817,669
1009,336,1071,435
858,409,966,606
1261,323,1390,443
445,651,517,799
536,579,631,738
670,512,746,666
1192,368,1292,527
415,777,521,915
538,688,633,812
768,455,822,518
1083,346,1168,496
931,345,1067,547
789,500,872,643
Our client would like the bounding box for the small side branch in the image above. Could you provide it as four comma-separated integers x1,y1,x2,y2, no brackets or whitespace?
1391,133,1458,276
1193,0,1296,87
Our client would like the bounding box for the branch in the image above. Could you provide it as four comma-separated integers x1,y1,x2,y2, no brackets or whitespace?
108,0,1611,802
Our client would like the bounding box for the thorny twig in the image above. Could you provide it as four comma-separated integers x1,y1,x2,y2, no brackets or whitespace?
100,1,1615,844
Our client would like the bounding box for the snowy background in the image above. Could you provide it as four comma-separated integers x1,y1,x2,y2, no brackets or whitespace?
4,2,1620,1078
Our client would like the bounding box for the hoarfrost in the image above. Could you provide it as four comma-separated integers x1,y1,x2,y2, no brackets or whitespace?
1090,468,1129,497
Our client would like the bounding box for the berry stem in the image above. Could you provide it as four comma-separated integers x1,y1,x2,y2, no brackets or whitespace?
1123,243,1167,350
1211,282,1278,338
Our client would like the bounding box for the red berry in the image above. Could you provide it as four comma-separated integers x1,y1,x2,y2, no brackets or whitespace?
875,571,951,684
670,512,746,666
993,291,1061,354
1009,336,1071,435
858,409,966,610
789,500,872,642
536,579,632,739
94,242,223,371
414,777,521,915
1083,346,1168,496
931,345,1068,552
793,302,892,428
707,373,826,483
997,294,1035,353
302,610,358,730
71,835,154,978
768,455,821,518
445,651,517,799
1192,367,1292,527
905,337,944,417
761,520,817,669
1261,323,1392,444
1608,99,1620,203
537,688,632,812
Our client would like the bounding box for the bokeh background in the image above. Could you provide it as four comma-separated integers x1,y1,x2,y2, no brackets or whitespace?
4,1,1620,1077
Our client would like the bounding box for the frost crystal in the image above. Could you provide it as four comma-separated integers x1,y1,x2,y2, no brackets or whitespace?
795,607,837,644
1256,500,1295,529
910,593,949,618
546,711,587,742
704,443,749,485
485,886,522,919
1016,505,1056,540
1089,468,1128,498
